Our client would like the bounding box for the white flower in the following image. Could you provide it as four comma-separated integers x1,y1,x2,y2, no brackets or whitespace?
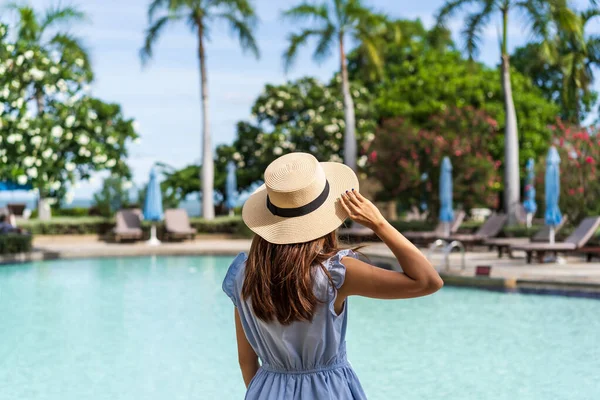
17,120,29,129
357,156,368,168
93,154,107,163
105,159,116,168
133,137,141,144
122,181,133,190
50,181,61,191
307,110,315,118
49,66,60,75
353,90,360,98
42,57,50,65
0,65,5,75
18,144,25,153
51,153,58,161
83,84,91,93
35,159,42,167
324,124,338,134
87,110,97,120
106,136,116,145
258,106,265,113
78,134,90,145
254,150,261,157
65,162,76,172
23,157,36,167
65,131,73,140
15,98,24,108
51,126,64,138
233,152,241,161
237,161,245,168
17,175,28,185
329,154,342,163
42,148,53,159
0,87,7,98
366,133,375,142
0,103,4,114
75,58,84,67
64,191,75,205
57,79,68,92
45,85,57,95
26,167,38,178
24,50,34,59
6,45,14,52
335,132,342,139
132,121,140,130
6,134,17,144
78,147,88,156
275,100,284,108
16,55,24,66
94,126,102,134
273,147,283,155
46,198,57,205
65,115,76,127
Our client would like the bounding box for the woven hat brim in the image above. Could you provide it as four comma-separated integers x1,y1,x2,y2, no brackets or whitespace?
242,162,359,244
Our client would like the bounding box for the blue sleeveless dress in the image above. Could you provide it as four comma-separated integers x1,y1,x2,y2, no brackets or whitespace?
222,249,367,400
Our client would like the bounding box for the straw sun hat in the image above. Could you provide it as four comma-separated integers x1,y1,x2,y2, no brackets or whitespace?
242,152,359,244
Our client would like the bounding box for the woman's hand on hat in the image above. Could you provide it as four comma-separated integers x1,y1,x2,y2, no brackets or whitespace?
339,189,386,231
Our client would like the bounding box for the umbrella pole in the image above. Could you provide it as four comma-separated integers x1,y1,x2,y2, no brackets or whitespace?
549,227,555,244
526,213,532,229
147,224,161,246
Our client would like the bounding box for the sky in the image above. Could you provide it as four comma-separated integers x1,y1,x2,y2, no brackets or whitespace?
6,0,600,200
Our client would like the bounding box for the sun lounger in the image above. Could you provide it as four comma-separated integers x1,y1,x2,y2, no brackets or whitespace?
402,210,466,245
510,216,600,263
113,209,143,242
164,209,197,241
441,214,507,249
485,216,569,258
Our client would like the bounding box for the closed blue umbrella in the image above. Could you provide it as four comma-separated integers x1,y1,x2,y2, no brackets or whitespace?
225,161,237,216
544,147,562,243
523,158,537,228
439,157,454,236
144,168,163,245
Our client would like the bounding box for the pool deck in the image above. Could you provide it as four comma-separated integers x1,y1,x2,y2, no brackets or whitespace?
2,235,600,297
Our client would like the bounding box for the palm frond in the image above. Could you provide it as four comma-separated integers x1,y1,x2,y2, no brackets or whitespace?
435,0,478,27
3,4,40,41
581,7,600,24
281,2,330,23
217,11,260,59
41,4,85,31
216,0,255,18
50,32,89,60
312,23,335,63
462,0,494,59
140,14,180,65
148,0,168,21
586,35,600,64
282,29,323,72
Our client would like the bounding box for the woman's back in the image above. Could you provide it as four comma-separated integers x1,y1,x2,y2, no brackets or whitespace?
223,250,366,399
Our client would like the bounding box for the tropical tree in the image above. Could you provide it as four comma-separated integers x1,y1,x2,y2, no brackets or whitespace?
3,1,91,112
436,0,580,225
0,23,139,219
281,0,387,171
140,0,260,220
514,6,599,123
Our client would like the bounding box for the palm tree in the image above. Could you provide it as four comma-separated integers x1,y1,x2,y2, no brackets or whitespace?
141,0,259,220
3,2,89,113
554,7,599,122
436,0,580,225
282,0,387,171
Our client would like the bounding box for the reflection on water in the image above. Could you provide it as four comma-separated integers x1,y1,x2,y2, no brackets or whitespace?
0,256,599,400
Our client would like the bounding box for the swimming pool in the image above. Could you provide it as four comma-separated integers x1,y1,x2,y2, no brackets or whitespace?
0,255,598,399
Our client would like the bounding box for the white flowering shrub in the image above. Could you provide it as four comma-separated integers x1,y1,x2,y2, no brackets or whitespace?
215,77,377,190
0,23,139,201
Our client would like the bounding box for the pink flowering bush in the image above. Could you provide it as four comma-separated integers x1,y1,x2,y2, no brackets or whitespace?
548,121,600,222
370,106,501,216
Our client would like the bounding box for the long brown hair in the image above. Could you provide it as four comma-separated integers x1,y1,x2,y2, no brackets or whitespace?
242,231,339,325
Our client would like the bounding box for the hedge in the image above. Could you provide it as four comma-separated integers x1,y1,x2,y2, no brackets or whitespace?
0,234,32,255
18,216,253,237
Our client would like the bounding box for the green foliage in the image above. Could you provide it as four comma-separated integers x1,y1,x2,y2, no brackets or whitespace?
215,77,377,191
30,206,91,218
0,23,139,202
512,7,600,123
141,0,260,63
93,177,134,218
0,233,32,254
370,107,502,215
371,46,559,164
156,163,201,207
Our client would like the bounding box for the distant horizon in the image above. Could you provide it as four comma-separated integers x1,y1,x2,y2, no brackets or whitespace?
5,0,599,199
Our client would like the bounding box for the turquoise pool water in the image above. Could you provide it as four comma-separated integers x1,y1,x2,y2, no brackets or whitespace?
0,255,598,399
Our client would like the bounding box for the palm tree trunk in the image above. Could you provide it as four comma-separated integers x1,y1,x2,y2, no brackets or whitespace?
339,33,356,171
198,21,214,220
501,53,520,226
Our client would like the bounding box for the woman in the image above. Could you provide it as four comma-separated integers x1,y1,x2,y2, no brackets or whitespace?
223,153,443,399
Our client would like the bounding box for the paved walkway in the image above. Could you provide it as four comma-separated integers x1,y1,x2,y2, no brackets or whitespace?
1,235,598,296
